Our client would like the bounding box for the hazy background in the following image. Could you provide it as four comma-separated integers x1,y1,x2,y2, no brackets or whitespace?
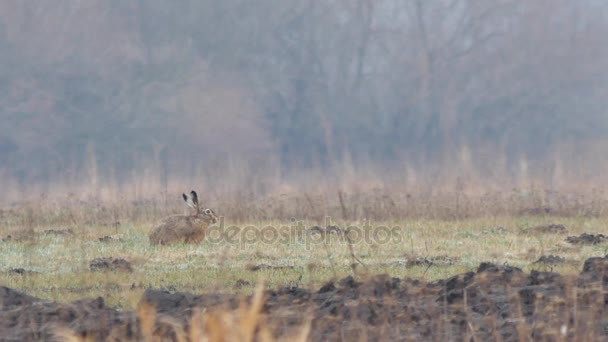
1,0,608,203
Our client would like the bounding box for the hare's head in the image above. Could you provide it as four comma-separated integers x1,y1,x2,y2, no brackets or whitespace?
183,190,219,224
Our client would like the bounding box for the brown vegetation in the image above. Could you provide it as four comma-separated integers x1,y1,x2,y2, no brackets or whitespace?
1,188,608,340
2,186,608,228
2,257,608,340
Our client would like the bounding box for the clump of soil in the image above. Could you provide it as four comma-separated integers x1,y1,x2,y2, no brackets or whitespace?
566,233,608,245
89,257,133,272
306,225,347,235
0,286,41,309
533,255,567,265
382,255,458,267
522,223,567,234
4,257,608,340
246,263,296,271
0,293,130,341
43,228,74,236
98,235,122,243
6,268,40,276
580,255,608,281
415,255,457,266
234,279,252,289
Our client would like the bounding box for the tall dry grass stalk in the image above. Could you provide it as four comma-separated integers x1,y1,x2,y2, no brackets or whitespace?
1,184,607,228
4,145,608,205
54,281,311,342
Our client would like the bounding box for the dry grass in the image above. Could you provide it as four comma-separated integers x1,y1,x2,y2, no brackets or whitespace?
0,208,606,306
2,189,608,340
53,280,311,342
2,186,608,227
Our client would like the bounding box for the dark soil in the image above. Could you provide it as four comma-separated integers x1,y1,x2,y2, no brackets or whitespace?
307,225,346,235
532,255,568,265
97,236,121,243
0,286,41,309
0,291,130,341
245,263,296,272
234,279,252,289
89,257,133,273
6,268,40,276
3,257,608,341
379,255,458,268
522,223,567,234
566,233,608,245
43,228,75,236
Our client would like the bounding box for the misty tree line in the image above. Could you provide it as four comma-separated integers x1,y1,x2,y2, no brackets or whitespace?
0,0,607,187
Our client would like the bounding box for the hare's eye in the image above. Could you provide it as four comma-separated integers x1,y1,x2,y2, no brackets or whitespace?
205,209,211,214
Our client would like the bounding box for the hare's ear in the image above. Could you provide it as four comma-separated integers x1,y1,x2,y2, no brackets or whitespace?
183,193,196,209
190,190,199,206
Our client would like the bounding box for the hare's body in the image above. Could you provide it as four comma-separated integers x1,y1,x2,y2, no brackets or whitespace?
149,191,218,245
149,215,209,245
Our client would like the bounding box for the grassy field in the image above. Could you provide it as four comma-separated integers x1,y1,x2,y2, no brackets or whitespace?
1,213,605,311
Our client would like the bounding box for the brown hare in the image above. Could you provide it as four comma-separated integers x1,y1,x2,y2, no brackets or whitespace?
149,190,218,245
